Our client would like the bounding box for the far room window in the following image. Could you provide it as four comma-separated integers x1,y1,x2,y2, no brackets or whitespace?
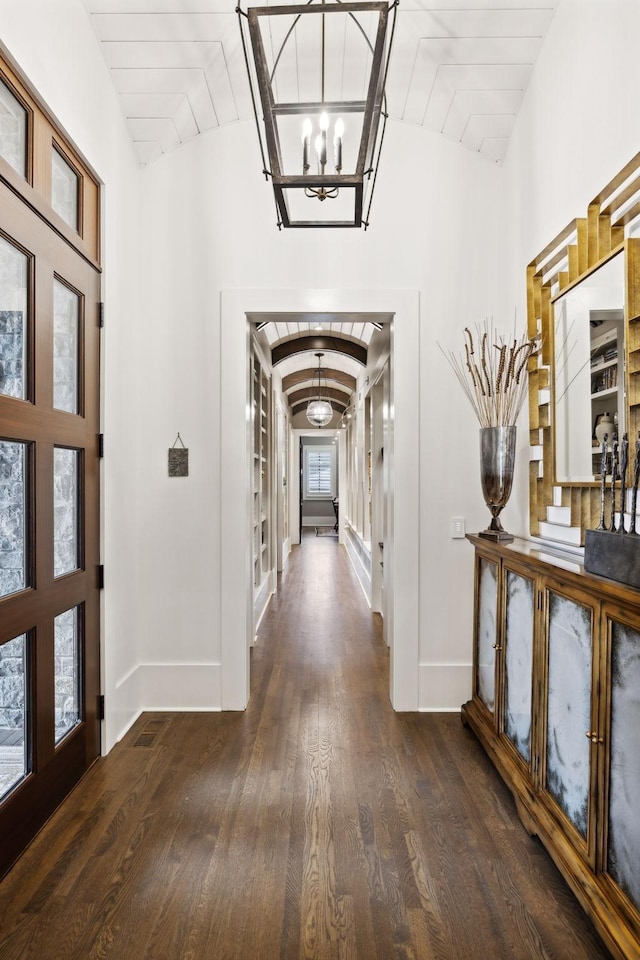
304,445,336,499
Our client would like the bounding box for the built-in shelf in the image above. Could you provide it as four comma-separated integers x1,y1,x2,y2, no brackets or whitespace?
252,346,272,601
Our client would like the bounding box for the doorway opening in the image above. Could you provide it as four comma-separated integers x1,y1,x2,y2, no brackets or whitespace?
220,289,420,713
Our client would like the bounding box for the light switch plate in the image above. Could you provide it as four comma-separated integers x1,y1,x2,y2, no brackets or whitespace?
451,517,466,539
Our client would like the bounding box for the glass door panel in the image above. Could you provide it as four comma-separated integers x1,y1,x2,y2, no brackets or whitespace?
605,619,640,914
54,606,80,745
0,633,28,800
53,279,80,414
0,233,28,400
51,147,79,231
53,446,80,577
0,78,27,179
503,568,534,764
476,556,498,713
0,440,28,598
544,588,594,848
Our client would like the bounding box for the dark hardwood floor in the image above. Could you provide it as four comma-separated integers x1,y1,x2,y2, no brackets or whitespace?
0,533,612,959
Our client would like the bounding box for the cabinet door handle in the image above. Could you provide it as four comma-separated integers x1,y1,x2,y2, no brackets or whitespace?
492,643,502,650
585,731,604,744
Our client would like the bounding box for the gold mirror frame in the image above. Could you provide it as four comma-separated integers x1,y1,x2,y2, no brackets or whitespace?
527,151,640,545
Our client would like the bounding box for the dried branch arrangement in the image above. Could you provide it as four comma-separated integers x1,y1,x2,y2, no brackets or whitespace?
440,320,539,428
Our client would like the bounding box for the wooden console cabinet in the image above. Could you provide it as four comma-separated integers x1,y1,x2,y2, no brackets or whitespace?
463,535,640,960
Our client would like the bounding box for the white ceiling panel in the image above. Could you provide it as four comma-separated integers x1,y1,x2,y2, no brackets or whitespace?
205,44,239,125
134,141,164,164
462,113,514,153
127,117,182,152
441,88,523,141
101,40,221,70
119,92,185,116
84,0,232,11
91,12,234,42
478,137,509,164
82,0,557,166
398,7,553,40
276,351,363,380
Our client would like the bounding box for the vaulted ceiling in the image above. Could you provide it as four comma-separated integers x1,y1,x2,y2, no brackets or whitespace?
82,0,558,167
253,317,376,422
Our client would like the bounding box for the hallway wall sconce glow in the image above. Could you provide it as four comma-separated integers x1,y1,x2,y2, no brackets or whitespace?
237,0,398,229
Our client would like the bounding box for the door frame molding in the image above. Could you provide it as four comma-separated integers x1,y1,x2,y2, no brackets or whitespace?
220,288,420,711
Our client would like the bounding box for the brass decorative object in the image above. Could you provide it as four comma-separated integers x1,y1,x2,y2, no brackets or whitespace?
527,151,640,545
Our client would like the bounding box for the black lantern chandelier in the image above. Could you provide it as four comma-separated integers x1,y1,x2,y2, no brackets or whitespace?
306,353,334,427
237,0,398,229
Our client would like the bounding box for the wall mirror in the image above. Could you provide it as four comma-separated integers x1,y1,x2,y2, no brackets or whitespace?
527,151,640,546
553,251,625,484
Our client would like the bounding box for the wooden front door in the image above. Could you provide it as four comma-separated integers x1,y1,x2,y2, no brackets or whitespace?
0,61,101,876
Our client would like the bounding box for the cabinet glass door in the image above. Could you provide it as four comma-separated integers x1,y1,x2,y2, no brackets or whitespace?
541,584,596,860
475,556,498,714
603,614,640,916
502,567,534,765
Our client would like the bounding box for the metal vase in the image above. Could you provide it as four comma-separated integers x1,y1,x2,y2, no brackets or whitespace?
479,425,516,542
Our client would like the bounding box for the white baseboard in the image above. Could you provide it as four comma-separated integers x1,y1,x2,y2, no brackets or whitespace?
418,663,472,710
344,526,371,605
114,662,222,716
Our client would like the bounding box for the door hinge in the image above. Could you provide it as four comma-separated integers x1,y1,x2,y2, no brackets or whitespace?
98,433,104,458
98,302,104,328
98,694,105,721
98,564,105,589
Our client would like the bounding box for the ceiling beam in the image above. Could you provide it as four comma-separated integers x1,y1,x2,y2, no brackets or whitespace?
287,387,350,408
281,368,357,393
271,335,367,366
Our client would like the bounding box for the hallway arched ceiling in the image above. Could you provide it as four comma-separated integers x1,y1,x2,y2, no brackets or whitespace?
252,317,377,415
82,0,558,167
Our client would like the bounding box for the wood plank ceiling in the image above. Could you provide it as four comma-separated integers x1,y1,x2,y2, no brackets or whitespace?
82,0,558,167
257,319,375,418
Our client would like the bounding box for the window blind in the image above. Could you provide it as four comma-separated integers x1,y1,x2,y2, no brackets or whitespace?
306,449,333,496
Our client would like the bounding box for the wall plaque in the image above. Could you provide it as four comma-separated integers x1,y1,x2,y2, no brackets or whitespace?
168,433,188,477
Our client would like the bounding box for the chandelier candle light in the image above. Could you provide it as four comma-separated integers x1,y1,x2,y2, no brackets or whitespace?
441,321,539,541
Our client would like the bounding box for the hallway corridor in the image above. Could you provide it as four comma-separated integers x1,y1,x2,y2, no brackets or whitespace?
0,536,611,960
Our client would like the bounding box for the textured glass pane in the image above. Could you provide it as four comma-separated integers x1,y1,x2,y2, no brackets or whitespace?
51,149,78,229
0,441,27,598
607,622,640,912
504,571,533,762
546,592,592,838
53,279,79,413
53,447,79,577
0,234,28,400
0,79,27,178
0,634,28,799
54,607,80,743
477,558,498,712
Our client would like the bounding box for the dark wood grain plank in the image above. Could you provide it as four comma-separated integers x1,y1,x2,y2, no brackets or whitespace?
0,532,612,960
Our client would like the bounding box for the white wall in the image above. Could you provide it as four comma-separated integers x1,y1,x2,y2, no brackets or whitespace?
0,0,143,749
503,0,640,545
10,0,628,728
138,118,506,712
